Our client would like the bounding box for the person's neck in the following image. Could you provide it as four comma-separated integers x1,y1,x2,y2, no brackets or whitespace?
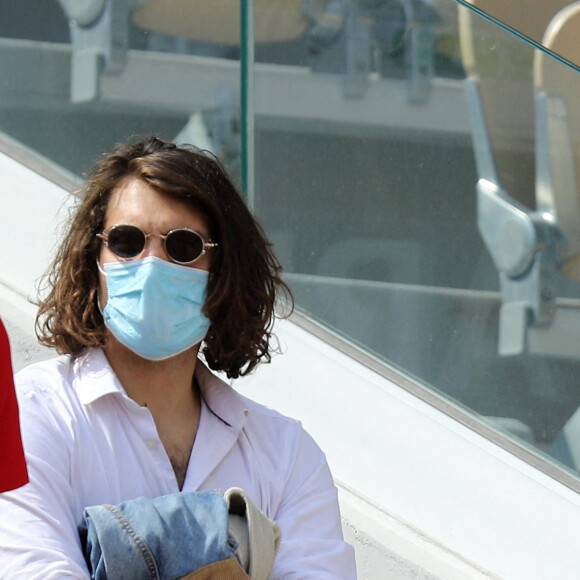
103,336,201,490
103,338,203,490
103,338,200,416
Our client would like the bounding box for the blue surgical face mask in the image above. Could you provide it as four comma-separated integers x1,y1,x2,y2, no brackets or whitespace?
98,256,211,361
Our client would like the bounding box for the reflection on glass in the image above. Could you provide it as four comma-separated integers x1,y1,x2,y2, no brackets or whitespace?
0,0,244,180
456,0,580,66
2,0,580,481
251,0,580,478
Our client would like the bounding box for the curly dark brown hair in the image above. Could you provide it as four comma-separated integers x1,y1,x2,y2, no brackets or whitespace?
36,136,293,378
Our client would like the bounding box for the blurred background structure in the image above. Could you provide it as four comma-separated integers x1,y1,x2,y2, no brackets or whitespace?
4,1,580,577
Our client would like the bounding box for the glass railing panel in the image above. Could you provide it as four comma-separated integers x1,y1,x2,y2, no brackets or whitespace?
3,0,580,484
0,1,243,180
455,0,580,70
251,0,580,481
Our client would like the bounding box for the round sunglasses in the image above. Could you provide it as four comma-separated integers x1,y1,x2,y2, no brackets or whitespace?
97,224,217,265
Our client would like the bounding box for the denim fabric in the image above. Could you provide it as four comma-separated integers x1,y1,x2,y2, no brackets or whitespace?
80,491,238,580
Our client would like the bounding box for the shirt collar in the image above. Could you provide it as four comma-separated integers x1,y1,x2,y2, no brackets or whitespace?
194,361,249,432
73,348,126,405
73,349,249,431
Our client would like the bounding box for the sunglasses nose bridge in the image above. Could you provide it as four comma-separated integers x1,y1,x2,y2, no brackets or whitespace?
141,231,169,259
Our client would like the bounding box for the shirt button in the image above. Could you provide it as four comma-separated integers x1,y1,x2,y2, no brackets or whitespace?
146,439,158,450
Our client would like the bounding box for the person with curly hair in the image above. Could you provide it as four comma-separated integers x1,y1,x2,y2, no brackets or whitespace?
0,136,356,579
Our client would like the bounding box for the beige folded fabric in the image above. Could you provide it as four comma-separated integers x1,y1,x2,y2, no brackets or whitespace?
178,487,281,580
225,488,282,580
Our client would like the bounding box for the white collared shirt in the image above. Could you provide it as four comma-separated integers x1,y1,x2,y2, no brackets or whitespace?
0,349,356,579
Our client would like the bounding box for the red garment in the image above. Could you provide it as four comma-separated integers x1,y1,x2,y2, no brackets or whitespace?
0,318,28,492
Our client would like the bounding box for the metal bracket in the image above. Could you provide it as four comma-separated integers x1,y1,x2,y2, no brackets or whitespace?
399,0,439,104
536,93,580,269
477,178,565,355
466,77,575,357
305,0,437,101
342,1,371,98
60,0,129,103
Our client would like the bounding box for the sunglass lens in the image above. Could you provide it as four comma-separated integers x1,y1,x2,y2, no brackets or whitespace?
166,230,204,263
108,225,145,258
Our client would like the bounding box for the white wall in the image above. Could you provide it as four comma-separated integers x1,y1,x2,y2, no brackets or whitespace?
0,149,76,299
0,147,76,369
238,316,580,579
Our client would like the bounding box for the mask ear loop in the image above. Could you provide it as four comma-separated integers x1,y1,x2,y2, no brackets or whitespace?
96,259,108,277
96,259,108,316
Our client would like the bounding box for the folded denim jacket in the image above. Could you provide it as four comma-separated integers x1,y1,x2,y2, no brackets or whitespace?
79,488,281,580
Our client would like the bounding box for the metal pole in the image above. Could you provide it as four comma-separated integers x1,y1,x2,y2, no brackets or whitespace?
240,0,255,211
